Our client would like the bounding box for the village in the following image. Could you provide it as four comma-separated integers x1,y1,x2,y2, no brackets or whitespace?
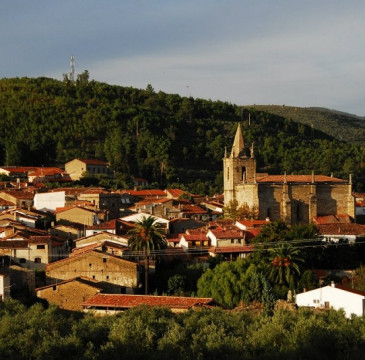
0,125,363,317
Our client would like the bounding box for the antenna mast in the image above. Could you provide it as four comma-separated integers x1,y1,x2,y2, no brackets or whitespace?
70,55,75,82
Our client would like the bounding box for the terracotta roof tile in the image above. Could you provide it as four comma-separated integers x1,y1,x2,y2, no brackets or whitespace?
318,223,365,235
83,293,215,309
255,175,346,183
209,245,254,254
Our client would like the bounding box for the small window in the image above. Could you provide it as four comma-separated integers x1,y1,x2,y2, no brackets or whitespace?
231,239,234,244
103,258,107,263
92,275,95,280
37,245,45,249
34,257,41,263
89,263,92,267
53,286,56,291
106,275,109,280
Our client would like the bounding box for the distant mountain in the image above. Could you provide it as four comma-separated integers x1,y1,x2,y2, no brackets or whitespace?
245,105,365,146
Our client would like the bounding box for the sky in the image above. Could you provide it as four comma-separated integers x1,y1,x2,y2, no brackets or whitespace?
1,0,365,116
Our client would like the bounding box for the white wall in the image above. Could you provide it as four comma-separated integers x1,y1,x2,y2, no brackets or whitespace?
296,285,365,318
34,191,65,212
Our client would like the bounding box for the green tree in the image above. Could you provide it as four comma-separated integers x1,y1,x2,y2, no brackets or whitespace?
128,216,167,294
267,243,303,289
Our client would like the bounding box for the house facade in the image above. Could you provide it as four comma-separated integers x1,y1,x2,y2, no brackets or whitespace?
65,159,109,181
296,283,365,318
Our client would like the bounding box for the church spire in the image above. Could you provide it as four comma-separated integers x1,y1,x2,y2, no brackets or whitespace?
230,123,246,158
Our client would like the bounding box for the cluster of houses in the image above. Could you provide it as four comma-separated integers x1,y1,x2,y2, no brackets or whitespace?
0,157,365,316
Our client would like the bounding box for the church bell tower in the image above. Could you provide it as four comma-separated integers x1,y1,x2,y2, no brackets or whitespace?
223,123,256,204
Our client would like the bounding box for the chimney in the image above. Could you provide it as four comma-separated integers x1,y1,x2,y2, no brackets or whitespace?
331,281,335,288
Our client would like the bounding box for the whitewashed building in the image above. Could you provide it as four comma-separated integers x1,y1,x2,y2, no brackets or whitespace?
296,283,365,318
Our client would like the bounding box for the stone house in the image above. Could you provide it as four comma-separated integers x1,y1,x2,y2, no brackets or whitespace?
0,233,67,270
46,249,141,293
0,189,34,208
36,277,103,311
223,124,355,225
65,158,109,181
55,206,100,227
78,189,121,219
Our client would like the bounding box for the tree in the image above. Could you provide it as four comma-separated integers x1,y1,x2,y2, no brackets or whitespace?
267,243,303,289
128,216,167,294
223,199,258,221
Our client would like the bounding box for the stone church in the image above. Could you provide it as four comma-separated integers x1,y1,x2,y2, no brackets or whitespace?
223,124,355,225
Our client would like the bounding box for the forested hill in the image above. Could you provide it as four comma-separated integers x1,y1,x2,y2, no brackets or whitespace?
0,76,364,193
247,105,365,146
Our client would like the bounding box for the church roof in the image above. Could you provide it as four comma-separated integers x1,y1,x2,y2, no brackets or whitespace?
255,175,347,184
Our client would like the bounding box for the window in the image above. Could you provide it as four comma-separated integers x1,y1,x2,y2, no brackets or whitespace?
106,275,109,280
89,263,92,267
53,286,56,291
37,244,45,249
19,258,26,264
92,275,95,279
34,257,41,263
103,258,107,263
231,239,234,244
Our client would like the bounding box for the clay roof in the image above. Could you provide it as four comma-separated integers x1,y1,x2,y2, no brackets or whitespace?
86,219,133,231
0,198,15,206
313,214,352,225
83,293,215,309
0,167,38,174
0,189,34,199
28,167,66,176
209,245,254,254
209,228,244,239
318,223,365,236
55,206,96,214
0,240,28,249
180,204,207,214
135,198,172,206
180,233,207,242
255,175,347,183
121,189,167,197
166,189,186,198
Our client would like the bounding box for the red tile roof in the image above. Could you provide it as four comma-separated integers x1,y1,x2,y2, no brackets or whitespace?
255,175,347,183
180,233,207,241
313,214,352,225
180,204,207,214
83,294,215,309
0,167,38,174
121,189,167,197
209,228,244,239
28,167,66,176
209,245,254,254
318,223,365,235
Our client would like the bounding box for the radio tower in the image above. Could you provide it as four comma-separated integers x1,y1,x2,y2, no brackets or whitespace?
70,55,75,82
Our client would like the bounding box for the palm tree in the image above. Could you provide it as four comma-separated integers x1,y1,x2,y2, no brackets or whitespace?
128,215,167,294
267,243,303,288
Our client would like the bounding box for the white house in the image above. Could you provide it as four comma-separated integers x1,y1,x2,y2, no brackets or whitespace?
296,283,365,318
34,191,66,212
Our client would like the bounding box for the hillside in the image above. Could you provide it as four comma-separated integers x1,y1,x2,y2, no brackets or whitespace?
246,105,365,146
0,76,364,192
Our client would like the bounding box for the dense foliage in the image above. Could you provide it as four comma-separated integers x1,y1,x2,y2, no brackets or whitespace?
0,76,364,192
249,105,365,146
1,300,365,360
